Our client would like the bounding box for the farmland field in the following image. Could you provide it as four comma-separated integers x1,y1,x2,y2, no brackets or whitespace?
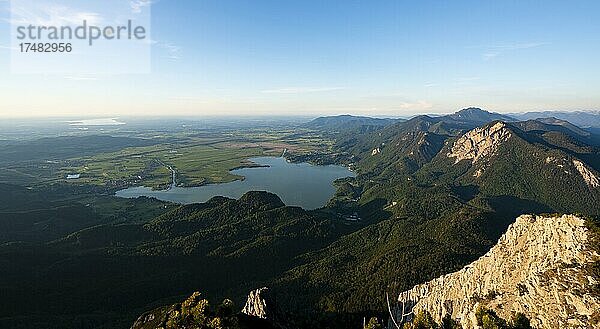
0,124,332,191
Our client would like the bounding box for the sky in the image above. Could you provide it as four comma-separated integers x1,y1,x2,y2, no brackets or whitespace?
0,0,599,118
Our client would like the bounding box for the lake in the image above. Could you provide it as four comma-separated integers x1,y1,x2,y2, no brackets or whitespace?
115,156,355,209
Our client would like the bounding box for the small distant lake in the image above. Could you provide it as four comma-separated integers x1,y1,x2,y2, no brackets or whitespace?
115,157,355,209
67,118,126,126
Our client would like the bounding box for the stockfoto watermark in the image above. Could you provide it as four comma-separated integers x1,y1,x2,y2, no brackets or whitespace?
16,20,147,46
10,0,152,74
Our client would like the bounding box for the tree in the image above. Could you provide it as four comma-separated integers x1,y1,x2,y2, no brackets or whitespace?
403,311,439,329
365,317,384,329
441,314,460,329
510,313,532,329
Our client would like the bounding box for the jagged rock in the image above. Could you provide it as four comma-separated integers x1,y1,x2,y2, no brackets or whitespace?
390,214,600,329
131,289,280,329
131,292,218,329
573,159,599,188
240,287,288,329
447,122,512,164
242,287,274,320
131,313,155,329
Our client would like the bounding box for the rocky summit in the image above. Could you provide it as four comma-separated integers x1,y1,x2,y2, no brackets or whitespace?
390,214,600,329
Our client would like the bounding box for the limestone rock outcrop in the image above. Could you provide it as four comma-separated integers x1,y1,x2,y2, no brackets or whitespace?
573,159,600,188
242,287,275,320
447,122,512,164
241,287,288,328
391,214,600,329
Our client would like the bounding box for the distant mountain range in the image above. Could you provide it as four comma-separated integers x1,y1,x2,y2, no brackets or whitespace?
511,110,600,128
307,107,600,131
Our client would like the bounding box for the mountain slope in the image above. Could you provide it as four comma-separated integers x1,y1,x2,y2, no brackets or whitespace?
335,115,472,179
534,117,592,136
0,191,353,329
392,214,600,329
345,118,600,225
512,110,600,129
415,121,600,216
334,108,522,179
279,118,600,317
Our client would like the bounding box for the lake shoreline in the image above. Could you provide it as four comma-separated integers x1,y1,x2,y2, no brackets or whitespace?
115,156,355,210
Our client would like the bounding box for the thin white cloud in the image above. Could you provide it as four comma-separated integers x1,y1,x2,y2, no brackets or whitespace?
261,87,345,94
162,43,182,60
130,0,154,14
396,101,433,110
8,3,103,26
476,42,549,60
490,42,549,50
146,39,181,60
64,76,99,81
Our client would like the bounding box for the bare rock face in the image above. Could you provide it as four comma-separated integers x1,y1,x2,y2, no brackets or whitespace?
573,159,600,188
447,122,512,164
241,287,288,329
242,287,274,320
391,214,600,329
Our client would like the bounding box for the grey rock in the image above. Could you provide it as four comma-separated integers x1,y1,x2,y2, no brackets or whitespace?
391,214,600,329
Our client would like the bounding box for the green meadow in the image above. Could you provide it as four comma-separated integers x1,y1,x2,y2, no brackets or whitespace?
57,131,326,190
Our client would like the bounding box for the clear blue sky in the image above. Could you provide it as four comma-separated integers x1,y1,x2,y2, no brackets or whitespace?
1,0,599,117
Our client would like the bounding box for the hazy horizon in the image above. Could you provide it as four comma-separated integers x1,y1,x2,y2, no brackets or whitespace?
1,107,600,121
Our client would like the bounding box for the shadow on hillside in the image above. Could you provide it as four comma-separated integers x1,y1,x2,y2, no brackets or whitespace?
359,198,394,222
484,195,553,237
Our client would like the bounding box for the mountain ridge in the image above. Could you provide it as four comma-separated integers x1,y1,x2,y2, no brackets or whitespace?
511,110,600,129
448,108,515,124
